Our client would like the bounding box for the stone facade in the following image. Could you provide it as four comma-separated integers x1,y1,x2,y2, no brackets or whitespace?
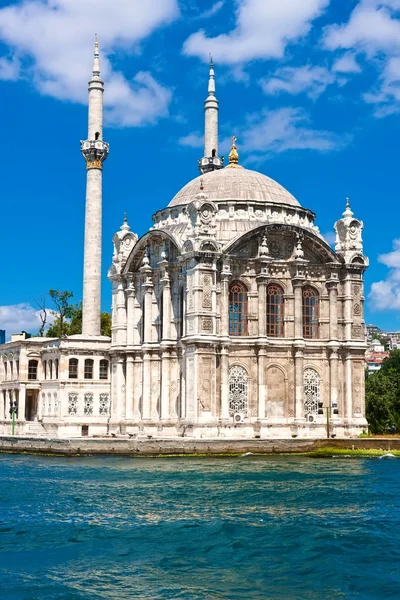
107,166,368,439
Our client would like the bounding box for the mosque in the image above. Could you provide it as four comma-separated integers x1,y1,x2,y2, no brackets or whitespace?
0,40,369,439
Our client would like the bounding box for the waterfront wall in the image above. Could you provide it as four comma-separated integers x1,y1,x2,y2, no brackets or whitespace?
0,436,399,456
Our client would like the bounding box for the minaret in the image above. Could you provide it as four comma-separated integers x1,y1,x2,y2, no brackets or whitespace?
198,56,223,174
80,36,109,336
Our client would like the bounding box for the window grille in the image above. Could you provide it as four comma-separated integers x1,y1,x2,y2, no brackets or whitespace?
84,393,94,415
229,281,248,336
99,393,110,416
302,287,319,339
304,368,320,419
228,365,248,415
267,284,284,337
68,393,78,415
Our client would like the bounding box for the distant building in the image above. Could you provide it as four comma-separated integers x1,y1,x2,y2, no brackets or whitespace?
365,339,389,375
0,331,5,345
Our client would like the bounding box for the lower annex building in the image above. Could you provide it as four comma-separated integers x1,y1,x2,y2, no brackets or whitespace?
0,42,369,439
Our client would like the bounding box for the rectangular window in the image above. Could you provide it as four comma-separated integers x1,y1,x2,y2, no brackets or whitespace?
28,360,38,380
84,359,94,380
99,359,109,380
69,359,78,379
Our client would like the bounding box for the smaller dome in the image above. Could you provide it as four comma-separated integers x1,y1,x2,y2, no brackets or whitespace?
169,167,300,208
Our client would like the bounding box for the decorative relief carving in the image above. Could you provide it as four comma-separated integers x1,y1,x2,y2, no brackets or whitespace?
352,325,363,339
353,303,361,316
202,317,212,331
203,274,212,308
353,284,361,297
188,273,194,309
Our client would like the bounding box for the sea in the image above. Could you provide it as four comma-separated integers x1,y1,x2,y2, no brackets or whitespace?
0,453,399,600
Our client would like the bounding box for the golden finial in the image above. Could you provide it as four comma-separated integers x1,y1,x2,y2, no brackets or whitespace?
226,135,242,168
95,33,98,49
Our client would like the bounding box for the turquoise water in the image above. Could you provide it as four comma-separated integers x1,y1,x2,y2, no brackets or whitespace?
0,455,399,600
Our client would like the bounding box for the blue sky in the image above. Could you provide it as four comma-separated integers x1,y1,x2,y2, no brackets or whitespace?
0,0,400,335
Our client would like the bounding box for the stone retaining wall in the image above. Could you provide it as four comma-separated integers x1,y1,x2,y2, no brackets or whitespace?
0,436,398,456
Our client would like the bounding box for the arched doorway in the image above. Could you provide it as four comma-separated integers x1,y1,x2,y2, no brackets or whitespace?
228,365,248,416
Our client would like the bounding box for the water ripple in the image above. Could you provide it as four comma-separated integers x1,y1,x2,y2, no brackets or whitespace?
0,455,399,599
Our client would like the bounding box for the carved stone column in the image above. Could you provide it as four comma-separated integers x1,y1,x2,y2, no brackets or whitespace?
220,262,231,338
329,349,339,415
257,347,267,419
116,356,126,420
344,275,353,342
220,345,230,419
17,385,26,421
161,350,171,419
326,280,339,341
141,272,153,344
133,355,142,419
125,355,134,419
126,278,136,347
345,353,352,420
161,273,171,341
294,347,305,421
292,278,304,340
256,275,267,338
142,352,151,420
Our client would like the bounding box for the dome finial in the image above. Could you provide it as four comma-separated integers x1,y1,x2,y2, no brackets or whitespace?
343,196,353,218
226,135,242,169
120,212,130,231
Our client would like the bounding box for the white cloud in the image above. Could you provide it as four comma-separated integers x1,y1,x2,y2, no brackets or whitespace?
0,0,179,127
369,240,400,311
178,131,204,148
183,0,329,64
332,53,361,74
324,1,400,56
0,303,54,339
196,1,225,20
239,108,346,161
260,65,335,99
363,56,400,116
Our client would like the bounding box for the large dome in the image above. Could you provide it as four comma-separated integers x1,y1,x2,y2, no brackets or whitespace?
168,167,300,208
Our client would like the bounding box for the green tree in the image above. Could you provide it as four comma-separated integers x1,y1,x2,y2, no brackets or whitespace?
47,298,111,338
46,290,74,337
366,349,400,433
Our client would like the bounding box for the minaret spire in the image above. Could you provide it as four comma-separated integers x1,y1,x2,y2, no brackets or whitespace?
80,36,109,336
198,56,223,174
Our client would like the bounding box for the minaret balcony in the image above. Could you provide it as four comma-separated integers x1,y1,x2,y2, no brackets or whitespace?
198,156,224,174
81,139,109,169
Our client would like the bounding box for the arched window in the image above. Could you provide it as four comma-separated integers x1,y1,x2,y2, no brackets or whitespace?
267,284,284,337
55,359,59,379
43,360,47,380
228,365,248,415
99,359,109,380
229,281,248,336
304,368,320,422
28,360,38,380
303,286,319,339
69,358,78,379
49,359,53,380
84,359,94,380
